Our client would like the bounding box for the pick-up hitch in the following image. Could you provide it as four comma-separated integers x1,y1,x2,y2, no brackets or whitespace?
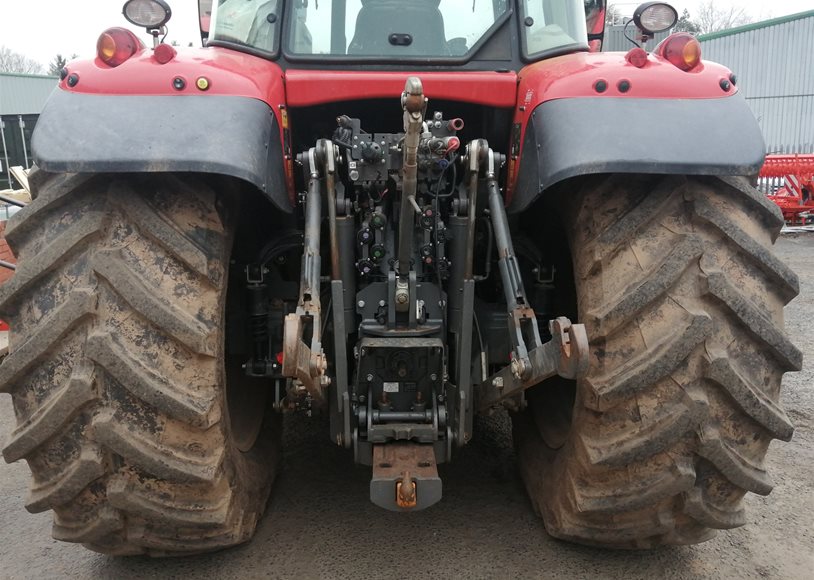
370,443,442,512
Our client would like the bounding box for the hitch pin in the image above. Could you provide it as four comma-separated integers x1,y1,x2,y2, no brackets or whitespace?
396,471,418,509
407,194,422,214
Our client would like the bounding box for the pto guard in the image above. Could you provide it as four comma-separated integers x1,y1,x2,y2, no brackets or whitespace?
509,93,766,213
31,90,292,213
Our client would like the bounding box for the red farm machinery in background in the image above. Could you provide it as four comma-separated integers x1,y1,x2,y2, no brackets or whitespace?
760,154,814,224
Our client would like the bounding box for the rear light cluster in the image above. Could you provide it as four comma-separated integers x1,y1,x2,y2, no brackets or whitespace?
96,27,144,67
623,33,702,72
153,42,177,64
625,47,648,68
657,33,702,71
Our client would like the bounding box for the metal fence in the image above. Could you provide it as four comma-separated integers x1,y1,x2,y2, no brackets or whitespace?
0,114,38,190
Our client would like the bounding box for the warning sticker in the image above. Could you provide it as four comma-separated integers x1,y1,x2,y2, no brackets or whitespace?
383,382,400,393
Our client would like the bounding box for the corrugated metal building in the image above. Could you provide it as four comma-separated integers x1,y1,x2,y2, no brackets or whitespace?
602,24,668,52
699,10,814,154
0,73,58,189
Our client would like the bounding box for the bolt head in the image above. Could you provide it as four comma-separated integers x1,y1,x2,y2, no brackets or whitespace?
366,373,374,382
510,358,526,380
357,300,366,308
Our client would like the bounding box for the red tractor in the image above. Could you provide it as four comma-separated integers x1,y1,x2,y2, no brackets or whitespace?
0,0,800,555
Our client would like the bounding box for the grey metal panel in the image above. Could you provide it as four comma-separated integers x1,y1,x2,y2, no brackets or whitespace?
0,74,58,116
701,13,814,154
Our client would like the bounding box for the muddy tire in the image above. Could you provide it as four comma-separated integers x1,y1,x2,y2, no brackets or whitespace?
515,175,801,548
0,171,280,556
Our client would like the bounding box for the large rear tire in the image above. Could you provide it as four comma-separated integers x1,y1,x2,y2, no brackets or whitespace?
0,171,280,556
515,175,801,548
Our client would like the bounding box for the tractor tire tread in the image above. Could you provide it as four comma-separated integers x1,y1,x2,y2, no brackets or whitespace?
516,174,798,548
1,170,278,555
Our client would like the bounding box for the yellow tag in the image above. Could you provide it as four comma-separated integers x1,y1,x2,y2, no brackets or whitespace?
196,77,210,91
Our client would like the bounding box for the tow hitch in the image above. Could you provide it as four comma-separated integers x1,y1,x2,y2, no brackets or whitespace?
371,443,442,511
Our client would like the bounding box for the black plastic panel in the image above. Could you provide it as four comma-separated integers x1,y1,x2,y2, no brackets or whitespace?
510,94,766,213
32,90,291,212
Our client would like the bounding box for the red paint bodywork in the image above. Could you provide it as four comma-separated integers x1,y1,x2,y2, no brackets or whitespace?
62,42,737,207
63,49,286,102
63,47,294,200
505,50,736,202
285,71,518,108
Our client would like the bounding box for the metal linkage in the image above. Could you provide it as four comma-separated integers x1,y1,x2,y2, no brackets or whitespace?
477,317,589,412
483,147,542,381
283,143,333,405
464,139,487,280
462,145,590,411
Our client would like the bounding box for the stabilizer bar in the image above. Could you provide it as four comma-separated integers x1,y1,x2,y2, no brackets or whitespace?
282,143,332,405
465,145,589,412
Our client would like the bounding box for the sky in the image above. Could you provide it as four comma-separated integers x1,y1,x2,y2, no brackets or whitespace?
0,0,812,71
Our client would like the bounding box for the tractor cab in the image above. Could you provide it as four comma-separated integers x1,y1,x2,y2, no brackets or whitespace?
204,0,595,68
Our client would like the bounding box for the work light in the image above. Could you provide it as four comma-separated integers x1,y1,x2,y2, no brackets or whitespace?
122,0,172,30
633,2,678,34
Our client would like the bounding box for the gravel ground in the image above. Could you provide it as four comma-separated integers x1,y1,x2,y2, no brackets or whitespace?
0,235,812,580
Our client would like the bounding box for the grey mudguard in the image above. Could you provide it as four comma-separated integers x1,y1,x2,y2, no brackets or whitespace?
32,90,291,213
509,94,766,213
